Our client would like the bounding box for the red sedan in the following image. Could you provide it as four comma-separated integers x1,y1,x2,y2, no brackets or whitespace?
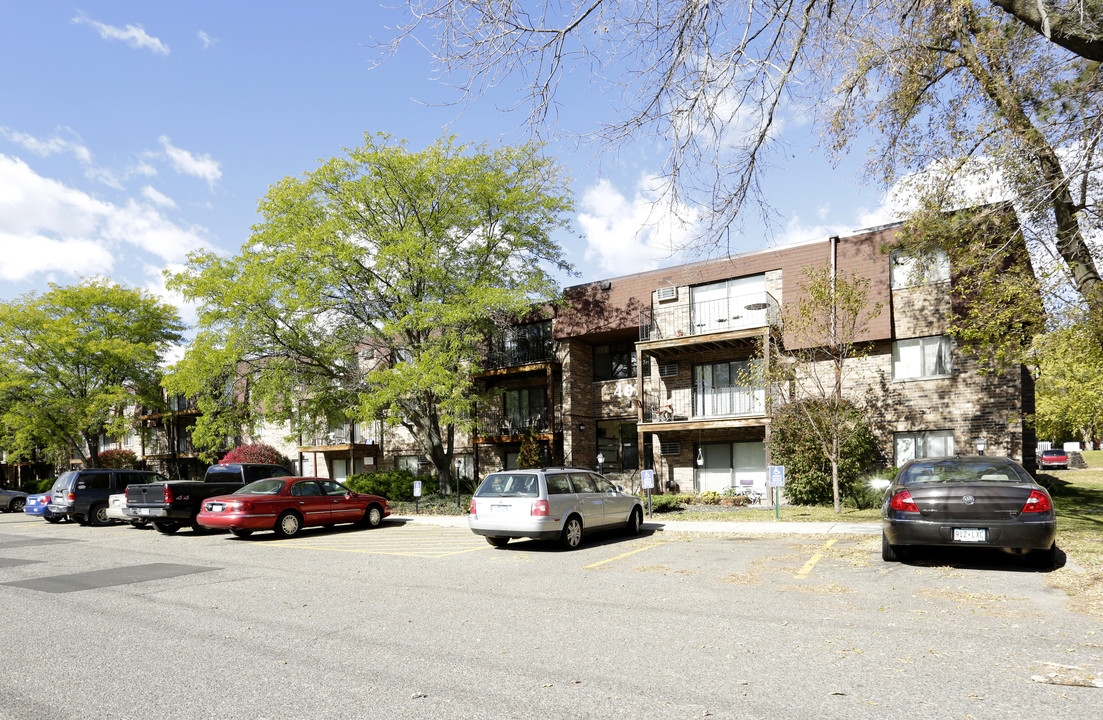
196,477,390,538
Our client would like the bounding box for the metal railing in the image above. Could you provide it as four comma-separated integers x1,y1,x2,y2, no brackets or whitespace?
639,387,767,423
640,291,779,341
482,343,556,370
475,409,554,436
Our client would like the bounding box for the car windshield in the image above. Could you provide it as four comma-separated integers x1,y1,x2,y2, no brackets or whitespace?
900,459,1033,485
234,478,287,495
474,473,539,498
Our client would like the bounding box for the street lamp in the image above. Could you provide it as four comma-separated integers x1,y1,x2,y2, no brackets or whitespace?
455,457,462,508
597,452,604,475
975,437,987,456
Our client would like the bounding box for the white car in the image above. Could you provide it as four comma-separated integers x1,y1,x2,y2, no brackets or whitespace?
469,467,643,549
106,492,148,528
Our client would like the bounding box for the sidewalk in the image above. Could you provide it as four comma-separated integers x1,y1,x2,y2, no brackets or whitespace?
390,514,881,536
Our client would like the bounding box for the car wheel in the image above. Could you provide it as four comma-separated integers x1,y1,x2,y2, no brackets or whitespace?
10,497,26,513
486,536,510,547
625,507,642,536
152,520,181,535
230,528,253,538
362,504,383,528
274,511,302,538
881,532,904,562
559,515,583,550
88,503,111,527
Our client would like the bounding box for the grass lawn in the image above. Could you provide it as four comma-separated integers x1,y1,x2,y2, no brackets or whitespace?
1042,461,1103,617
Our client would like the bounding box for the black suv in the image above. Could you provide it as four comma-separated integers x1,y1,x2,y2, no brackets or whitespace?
49,469,168,526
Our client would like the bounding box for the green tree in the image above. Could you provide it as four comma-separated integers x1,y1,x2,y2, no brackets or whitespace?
771,266,884,513
1033,320,1103,447
517,427,542,469
0,280,185,468
770,398,883,507
166,134,573,489
98,449,139,469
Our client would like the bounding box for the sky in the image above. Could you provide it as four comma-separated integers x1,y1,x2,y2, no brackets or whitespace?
0,2,905,324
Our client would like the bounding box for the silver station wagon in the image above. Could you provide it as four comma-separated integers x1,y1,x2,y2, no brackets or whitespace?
469,467,644,549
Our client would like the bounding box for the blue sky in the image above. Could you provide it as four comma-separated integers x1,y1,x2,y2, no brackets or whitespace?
0,2,902,320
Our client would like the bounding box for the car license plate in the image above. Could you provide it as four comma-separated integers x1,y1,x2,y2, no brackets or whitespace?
137,508,151,516
953,528,987,542
208,503,225,512
491,505,509,514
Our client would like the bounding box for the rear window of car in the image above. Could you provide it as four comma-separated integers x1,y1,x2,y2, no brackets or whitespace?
900,459,1032,485
475,473,539,498
1042,450,1066,457
235,478,287,495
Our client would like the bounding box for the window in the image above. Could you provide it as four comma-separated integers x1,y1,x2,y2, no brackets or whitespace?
893,336,953,379
894,430,955,466
693,360,765,417
890,250,950,289
396,455,424,474
501,320,553,365
594,342,637,381
691,275,767,333
503,387,548,432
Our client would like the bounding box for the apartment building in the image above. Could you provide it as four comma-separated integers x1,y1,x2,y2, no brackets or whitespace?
471,215,1034,496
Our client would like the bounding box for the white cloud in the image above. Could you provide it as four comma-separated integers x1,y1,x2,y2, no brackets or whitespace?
72,15,169,55
0,153,211,282
0,126,92,164
158,136,222,188
578,176,701,274
197,31,217,50
141,185,177,208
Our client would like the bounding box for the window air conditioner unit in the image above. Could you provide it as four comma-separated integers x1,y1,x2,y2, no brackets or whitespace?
658,363,679,378
656,286,677,302
660,442,681,456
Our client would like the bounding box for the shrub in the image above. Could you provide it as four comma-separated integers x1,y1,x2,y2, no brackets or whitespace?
98,449,138,469
697,491,723,505
346,470,435,502
770,398,885,506
646,494,687,513
219,443,293,469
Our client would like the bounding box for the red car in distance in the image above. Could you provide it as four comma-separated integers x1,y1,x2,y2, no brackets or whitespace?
197,477,390,538
1039,449,1069,470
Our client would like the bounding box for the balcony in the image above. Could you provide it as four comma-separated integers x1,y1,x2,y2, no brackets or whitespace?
475,409,554,439
481,343,556,371
639,387,768,426
639,291,779,342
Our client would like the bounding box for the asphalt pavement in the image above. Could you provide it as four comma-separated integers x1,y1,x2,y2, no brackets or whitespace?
395,514,882,536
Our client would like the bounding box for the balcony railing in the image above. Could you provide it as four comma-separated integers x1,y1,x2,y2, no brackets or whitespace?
476,409,554,437
482,343,556,370
640,387,767,423
640,291,779,341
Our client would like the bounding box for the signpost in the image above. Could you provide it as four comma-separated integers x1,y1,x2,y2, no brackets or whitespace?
640,469,655,518
413,480,422,515
768,465,786,520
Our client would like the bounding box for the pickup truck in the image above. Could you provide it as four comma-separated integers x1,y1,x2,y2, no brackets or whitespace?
124,463,292,534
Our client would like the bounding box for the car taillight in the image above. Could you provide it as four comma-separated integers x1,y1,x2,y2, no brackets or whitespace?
1022,490,1053,513
67,492,75,501
234,500,253,512
163,485,174,504
531,500,549,516
889,491,919,512
469,499,476,515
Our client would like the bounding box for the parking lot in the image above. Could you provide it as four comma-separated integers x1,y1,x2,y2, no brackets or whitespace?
1,511,1101,719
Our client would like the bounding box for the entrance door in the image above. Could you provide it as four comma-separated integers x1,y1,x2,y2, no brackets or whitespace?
733,442,767,490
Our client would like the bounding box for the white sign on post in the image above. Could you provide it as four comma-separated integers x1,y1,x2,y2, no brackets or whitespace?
641,469,655,490
413,480,423,497
768,465,786,487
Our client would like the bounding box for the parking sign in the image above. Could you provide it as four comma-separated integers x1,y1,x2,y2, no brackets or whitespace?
768,466,786,487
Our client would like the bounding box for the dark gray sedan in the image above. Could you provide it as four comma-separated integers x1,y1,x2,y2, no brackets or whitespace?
1,487,29,513
881,456,1057,565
